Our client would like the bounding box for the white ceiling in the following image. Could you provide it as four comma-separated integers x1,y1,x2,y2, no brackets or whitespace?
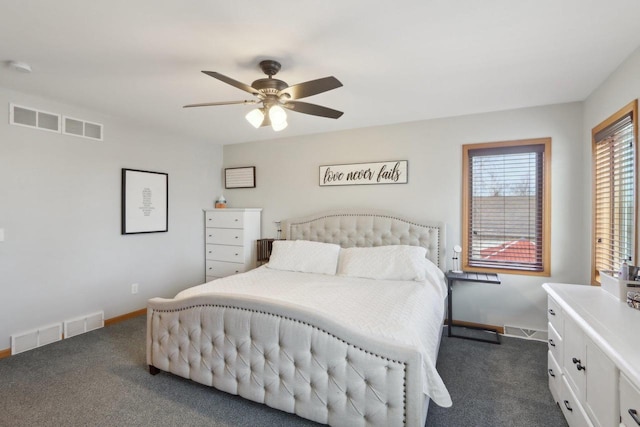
1,0,639,145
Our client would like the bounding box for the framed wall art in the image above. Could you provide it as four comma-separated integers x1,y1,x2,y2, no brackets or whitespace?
225,166,256,189
121,168,168,234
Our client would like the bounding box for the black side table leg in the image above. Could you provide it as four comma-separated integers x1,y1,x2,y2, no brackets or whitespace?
447,279,453,337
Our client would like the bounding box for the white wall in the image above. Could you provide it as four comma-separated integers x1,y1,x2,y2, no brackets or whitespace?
223,102,585,331
583,46,640,264
0,87,222,350
1,44,634,352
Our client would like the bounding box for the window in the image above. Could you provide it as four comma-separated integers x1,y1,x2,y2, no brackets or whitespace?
462,138,551,275
592,100,638,284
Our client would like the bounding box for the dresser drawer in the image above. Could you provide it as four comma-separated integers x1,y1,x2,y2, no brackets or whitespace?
548,350,562,404
548,295,563,335
206,244,244,263
205,228,244,245
621,374,640,427
548,322,563,367
205,211,244,228
206,260,246,278
560,376,594,427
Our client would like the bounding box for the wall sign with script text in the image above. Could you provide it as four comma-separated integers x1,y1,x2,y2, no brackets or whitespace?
319,160,408,186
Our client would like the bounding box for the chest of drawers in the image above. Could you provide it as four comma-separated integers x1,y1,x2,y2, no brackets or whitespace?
543,282,640,427
204,208,261,281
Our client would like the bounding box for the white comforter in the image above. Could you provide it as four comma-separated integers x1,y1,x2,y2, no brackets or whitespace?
176,265,452,407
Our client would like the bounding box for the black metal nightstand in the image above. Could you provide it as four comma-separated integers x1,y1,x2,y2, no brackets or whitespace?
445,271,502,344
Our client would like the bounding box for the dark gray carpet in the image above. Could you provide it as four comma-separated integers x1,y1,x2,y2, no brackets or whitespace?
0,316,566,426
426,328,567,427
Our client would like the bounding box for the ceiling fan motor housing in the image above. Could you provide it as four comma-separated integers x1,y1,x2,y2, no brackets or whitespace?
253,60,288,96
251,78,288,94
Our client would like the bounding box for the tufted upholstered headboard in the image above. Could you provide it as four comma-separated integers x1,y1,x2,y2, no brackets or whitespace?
282,209,446,270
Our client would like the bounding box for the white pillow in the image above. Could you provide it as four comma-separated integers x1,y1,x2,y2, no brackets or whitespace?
338,245,427,281
267,240,341,275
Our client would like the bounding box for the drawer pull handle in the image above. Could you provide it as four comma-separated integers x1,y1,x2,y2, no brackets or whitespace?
548,368,555,378
234,219,239,222
572,357,580,364
548,339,555,347
235,236,239,239
629,409,640,425
548,309,556,316
564,400,573,412
576,363,586,372
235,270,239,273
235,253,239,256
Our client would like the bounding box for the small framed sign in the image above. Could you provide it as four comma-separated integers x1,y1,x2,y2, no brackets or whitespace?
319,160,408,186
225,166,256,189
121,168,168,234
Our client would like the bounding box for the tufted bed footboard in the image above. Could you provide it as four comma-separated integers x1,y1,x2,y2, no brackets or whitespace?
147,294,429,427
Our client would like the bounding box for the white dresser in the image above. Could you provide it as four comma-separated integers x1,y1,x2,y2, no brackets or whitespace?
204,208,261,282
543,282,640,427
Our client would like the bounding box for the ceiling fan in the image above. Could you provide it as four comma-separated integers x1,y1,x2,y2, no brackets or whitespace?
184,60,343,131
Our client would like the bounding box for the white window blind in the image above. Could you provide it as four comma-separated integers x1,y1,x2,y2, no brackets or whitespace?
465,142,548,272
593,112,635,279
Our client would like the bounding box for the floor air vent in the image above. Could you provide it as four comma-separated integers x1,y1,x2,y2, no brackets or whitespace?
64,311,104,339
11,323,63,355
503,325,548,342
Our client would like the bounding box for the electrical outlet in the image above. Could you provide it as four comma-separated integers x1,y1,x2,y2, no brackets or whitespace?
131,283,139,294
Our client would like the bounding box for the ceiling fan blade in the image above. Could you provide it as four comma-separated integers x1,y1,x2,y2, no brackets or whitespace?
278,76,342,100
202,71,261,96
183,100,259,108
282,101,343,119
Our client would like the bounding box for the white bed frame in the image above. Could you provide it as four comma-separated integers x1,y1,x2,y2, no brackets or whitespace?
147,209,446,427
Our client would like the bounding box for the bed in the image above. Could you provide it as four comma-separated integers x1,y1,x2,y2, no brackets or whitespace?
147,209,452,426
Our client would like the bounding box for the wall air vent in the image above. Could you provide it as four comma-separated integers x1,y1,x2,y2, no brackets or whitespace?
9,103,61,133
63,116,103,141
10,323,63,355
503,325,547,342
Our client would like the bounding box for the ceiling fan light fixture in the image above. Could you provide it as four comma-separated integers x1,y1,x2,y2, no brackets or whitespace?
245,108,264,128
272,119,288,132
268,105,287,126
